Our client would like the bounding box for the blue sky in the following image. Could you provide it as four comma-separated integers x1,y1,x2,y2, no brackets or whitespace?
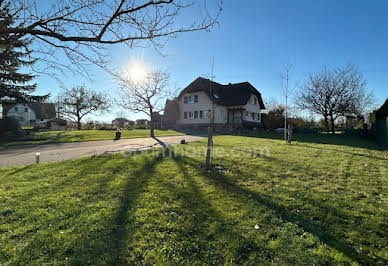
35,0,388,122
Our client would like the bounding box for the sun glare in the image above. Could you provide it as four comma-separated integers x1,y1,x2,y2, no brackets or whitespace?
129,63,147,82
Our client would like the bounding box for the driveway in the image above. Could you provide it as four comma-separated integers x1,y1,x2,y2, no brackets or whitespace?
0,135,204,168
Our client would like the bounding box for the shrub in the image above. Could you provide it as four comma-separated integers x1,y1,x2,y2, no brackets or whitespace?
0,117,21,134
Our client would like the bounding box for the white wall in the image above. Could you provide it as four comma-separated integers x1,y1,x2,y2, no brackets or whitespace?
243,94,262,123
6,104,37,126
177,91,228,124
177,92,263,125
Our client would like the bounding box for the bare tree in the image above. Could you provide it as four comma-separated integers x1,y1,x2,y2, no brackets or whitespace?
296,64,371,134
59,86,110,130
205,57,215,169
1,0,222,78
119,70,170,138
281,64,292,142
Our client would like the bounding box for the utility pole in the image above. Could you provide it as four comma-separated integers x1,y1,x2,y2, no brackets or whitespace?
205,57,215,168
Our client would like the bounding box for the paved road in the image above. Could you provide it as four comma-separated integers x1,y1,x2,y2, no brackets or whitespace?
0,135,203,168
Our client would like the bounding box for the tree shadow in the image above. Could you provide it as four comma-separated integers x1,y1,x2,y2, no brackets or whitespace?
164,155,271,264
178,156,383,265
1,165,33,177
296,143,388,161
243,132,384,151
152,136,168,148
67,153,166,265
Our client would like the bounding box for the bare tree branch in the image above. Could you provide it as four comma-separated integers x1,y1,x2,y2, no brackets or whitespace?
1,0,222,78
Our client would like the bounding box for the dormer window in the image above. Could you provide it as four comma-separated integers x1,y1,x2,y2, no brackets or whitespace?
251,95,257,105
186,95,198,104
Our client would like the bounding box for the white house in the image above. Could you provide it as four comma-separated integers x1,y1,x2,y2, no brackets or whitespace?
4,103,56,126
165,77,266,128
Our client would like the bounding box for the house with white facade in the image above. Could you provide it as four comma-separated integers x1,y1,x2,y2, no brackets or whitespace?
164,77,266,129
3,103,56,126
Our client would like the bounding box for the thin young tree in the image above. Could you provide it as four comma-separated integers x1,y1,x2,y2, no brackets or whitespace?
58,86,110,130
119,70,170,138
1,0,222,77
205,58,215,169
281,64,292,142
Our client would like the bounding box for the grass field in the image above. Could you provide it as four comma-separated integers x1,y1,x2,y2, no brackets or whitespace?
0,134,387,264
0,129,184,148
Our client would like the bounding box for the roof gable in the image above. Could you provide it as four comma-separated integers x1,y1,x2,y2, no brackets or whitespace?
179,77,266,109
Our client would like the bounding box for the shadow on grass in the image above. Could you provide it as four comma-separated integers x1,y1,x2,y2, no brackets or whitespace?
296,143,388,161
68,153,165,265
166,155,270,263
243,132,383,151
178,156,383,265
2,165,33,177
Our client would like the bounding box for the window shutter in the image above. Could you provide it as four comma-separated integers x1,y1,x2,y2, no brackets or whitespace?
194,111,198,118
184,112,187,119
199,111,203,118
195,95,198,103
184,97,188,103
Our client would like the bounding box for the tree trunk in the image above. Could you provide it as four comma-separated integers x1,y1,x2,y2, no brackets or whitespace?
150,112,155,138
76,109,81,130
205,124,213,168
330,115,335,135
324,115,329,134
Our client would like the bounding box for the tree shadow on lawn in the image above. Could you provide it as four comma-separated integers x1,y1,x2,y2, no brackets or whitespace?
179,156,384,265
67,153,166,265
243,132,384,151
162,155,272,264
295,143,388,161
8,154,162,265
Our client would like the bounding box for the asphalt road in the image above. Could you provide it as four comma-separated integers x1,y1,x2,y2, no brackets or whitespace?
0,135,204,168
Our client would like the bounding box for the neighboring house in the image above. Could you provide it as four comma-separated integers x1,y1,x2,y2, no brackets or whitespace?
112,118,134,128
136,119,149,129
373,98,388,147
3,103,56,126
36,118,67,131
166,77,265,128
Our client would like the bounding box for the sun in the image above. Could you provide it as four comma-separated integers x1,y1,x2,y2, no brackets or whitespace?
129,63,147,82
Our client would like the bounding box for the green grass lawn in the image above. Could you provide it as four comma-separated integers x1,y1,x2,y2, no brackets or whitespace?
0,134,387,264
0,129,183,148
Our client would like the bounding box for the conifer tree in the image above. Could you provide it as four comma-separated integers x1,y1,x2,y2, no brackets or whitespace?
0,3,47,110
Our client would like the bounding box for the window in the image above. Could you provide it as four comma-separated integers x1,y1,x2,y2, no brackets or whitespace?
194,95,198,103
14,107,18,112
184,112,187,119
188,112,193,119
251,112,255,120
199,111,203,118
203,110,209,118
194,111,198,118
188,95,196,104
184,96,188,103
24,107,28,112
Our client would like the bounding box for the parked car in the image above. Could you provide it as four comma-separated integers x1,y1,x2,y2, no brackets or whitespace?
275,128,288,134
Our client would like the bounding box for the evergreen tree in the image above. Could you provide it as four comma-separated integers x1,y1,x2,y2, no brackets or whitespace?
0,3,47,109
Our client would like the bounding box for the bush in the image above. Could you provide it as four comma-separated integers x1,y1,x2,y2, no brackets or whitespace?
0,117,21,135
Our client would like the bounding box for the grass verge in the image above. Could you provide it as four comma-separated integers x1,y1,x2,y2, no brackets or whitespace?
0,135,387,264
